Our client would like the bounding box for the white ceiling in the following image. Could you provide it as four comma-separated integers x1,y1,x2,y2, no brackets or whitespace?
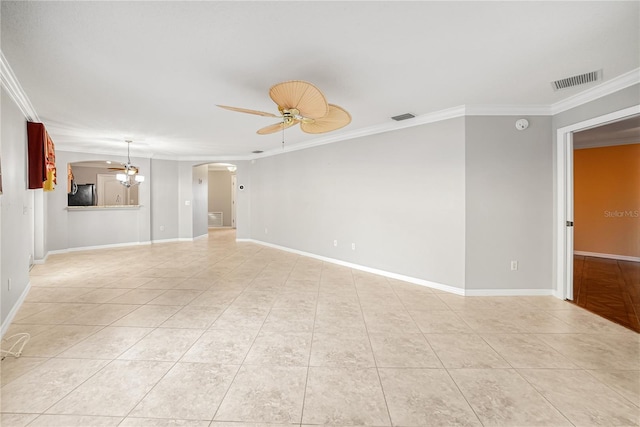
1,1,638,159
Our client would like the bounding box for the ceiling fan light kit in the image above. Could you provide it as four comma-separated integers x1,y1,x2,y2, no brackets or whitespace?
218,80,352,141
115,140,145,187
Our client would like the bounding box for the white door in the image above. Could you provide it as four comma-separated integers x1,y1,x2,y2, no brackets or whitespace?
97,174,128,206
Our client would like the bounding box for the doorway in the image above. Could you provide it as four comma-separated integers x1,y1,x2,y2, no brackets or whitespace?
206,163,237,229
571,118,640,331
556,105,639,302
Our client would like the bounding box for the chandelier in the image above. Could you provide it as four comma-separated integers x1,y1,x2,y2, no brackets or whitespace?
116,140,145,187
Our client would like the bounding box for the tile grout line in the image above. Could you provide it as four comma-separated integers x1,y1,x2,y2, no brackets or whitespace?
298,261,325,425
352,270,393,427
393,280,486,426
209,252,291,423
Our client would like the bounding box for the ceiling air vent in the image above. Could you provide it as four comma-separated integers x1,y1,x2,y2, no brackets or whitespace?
391,113,415,121
551,70,602,91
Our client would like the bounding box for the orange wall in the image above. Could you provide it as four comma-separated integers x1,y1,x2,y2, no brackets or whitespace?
574,143,640,258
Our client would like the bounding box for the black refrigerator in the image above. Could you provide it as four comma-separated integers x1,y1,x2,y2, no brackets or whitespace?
68,183,96,206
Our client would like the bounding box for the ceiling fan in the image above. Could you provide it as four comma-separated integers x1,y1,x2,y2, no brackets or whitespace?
218,80,351,136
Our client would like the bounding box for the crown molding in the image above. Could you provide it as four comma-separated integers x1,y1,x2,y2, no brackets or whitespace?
550,68,640,115
251,105,467,159
0,50,39,121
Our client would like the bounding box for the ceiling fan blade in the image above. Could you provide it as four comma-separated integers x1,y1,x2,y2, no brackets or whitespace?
300,104,352,134
108,165,139,173
217,105,279,118
257,119,298,135
269,80,328,119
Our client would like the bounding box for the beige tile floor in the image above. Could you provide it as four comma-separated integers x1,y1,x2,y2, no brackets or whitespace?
1,229,639,426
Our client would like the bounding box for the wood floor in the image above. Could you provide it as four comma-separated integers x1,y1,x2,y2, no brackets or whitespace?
573,255,640,333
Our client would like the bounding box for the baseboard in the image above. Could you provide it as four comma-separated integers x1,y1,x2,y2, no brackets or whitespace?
47,241,152,256
176,234,208,242
1,281,32,338
242,239,465,296
151,238,180,244
574,251,640,262
33,252,50,265
464,288,556,297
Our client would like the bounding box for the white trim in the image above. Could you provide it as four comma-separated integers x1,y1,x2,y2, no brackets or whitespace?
241,239,464,295
238,239,559,297
574,251,640,263
150,238,181,244
464,288,555,297
1,281,32,338
555,105,640,301
47,241,152,255
0,50,39,121
550,68,640,115
33,252,49,265
176,234,208,242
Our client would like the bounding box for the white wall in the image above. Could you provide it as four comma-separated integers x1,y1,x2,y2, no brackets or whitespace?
208,170,233,227
249,118,467,289
1,88,32,328
150,159,179,241
465,116,553,291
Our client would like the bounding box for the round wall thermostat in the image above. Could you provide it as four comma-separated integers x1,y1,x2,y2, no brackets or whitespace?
515,119,529,130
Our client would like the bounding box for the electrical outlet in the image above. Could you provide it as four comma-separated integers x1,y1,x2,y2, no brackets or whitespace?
511,261,518,271
265,228,268,234
352,243,356,250
160,225,165,232
333,240,338,247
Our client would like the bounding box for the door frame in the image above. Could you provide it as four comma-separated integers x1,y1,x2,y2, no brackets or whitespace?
231,174,237,228
555,105,640,300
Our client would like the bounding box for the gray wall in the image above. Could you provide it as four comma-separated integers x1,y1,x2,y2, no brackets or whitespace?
553,84,640,130
234,161,251,239
208,170,233,227
47,151,151,251
249,118,467,289
192,164,208,238
150,159,179,241
178,161,194,240
72,165,103,184
1,89,32,327
465,116,553,290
